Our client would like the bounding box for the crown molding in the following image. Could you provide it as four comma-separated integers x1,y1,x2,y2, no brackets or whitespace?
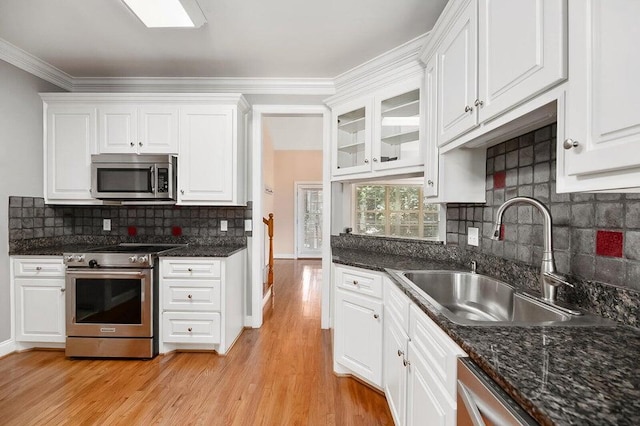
0,38,73,91
325,33,429,106
0,37,335,95
69,77,335,95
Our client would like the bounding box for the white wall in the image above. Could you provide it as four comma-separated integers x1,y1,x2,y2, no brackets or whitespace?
0,60,64,342
263,115,323,150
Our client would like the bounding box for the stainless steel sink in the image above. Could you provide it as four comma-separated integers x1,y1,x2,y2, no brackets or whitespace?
389,270,614,326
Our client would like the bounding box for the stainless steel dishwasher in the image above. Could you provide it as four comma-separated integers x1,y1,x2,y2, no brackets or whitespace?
457,358,539,426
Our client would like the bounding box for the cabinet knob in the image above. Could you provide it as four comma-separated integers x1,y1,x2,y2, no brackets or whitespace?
373,313,379,319
403,359,411,367
35,266,42,271
373,158,378,162
187,294,193,299
397,349,404,357
464,105,473,113
60,288,66,293
563,138,580,150
352,280,358,286
130,142,134,147
187,268,193,272
180,190,185,195
188,327,193,332
474,99,484,107
427,180,434,186
364,159,369,164
138,142,143,147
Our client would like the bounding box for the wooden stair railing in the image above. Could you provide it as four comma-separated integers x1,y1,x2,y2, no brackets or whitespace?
263,213,274,296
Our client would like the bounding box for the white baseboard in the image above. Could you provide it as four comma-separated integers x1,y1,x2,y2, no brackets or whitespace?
0,339,16,358
244,315,253,327
262,288,272,307
274,253,295,259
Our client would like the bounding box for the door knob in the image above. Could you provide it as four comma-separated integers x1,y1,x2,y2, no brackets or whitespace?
563,139,579,150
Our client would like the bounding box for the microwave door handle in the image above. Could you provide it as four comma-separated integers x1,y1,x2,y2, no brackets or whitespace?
149,166,156,195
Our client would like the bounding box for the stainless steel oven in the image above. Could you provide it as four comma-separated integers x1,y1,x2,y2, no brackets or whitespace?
90,154,177,201
64,244,181,359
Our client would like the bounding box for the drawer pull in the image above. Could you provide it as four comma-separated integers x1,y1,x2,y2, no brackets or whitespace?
35,266,42,271
187,294,193,299
187,268,193,272
188,327,193,332
352,280,358,285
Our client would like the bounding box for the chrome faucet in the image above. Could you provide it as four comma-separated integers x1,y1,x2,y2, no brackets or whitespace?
491,196,573,303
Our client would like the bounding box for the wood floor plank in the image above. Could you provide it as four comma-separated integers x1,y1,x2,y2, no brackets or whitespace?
0,259,392,425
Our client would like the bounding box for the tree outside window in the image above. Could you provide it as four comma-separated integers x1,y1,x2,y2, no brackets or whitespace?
354,184,439,239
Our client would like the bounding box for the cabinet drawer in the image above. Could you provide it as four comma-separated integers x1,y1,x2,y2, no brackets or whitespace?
384,277,410,332
162,312,221,344
161,259,221,279
335,265,383,299
13,258,64,277
409,305,465,399
162,280,221,311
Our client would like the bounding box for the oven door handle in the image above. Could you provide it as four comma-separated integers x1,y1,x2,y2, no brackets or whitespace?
66,270,146,277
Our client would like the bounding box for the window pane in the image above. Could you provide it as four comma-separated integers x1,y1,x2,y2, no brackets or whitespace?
354,184,440,240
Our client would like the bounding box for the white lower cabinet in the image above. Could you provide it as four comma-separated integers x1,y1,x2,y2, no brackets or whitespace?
160,251,245,355
12,257,66,345
333,265,384,387
382,276,466,426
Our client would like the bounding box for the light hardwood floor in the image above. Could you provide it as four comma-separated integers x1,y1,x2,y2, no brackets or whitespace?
0,259,393,425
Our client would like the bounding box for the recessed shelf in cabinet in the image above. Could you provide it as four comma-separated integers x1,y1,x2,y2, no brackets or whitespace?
338,116,366,133
337,142,366,153
382,100,420,118
381,130,419,145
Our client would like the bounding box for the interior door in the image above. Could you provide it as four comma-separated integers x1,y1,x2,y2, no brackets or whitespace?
296,183,323,258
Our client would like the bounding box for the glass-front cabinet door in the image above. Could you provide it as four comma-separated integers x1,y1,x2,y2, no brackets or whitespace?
373,80,423,171
333,99,372,176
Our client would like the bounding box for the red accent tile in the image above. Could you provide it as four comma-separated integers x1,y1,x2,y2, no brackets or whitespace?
127,226,137,237
171,226,182,237
596,230,623,258
493,171,506,189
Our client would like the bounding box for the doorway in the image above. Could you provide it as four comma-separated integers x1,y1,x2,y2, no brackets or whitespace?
295,182,323,258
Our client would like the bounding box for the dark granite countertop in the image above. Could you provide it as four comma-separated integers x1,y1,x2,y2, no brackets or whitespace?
10,243,246,258
160,245,245,257
332,248,640,426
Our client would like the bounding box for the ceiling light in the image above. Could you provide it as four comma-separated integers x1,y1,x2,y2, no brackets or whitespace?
122,0,207,28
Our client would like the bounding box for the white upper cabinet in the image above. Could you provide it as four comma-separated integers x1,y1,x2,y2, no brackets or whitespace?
333,99,372,176
477,0,567,122
331,77,424,180
42,94,248,205
98,105,178,154
178,104,247,205
559,0,640,192
374,81,423,171
44,103,98,204
431,0,567,147
437,0,478,146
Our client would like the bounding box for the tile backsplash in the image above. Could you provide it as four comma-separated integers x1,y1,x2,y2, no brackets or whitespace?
446,123,640,291
8,197,252,249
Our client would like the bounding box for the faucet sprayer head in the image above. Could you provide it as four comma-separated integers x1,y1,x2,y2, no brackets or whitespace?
491,222,502,241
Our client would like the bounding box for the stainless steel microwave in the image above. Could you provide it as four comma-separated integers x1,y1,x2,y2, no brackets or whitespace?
91,154,177,201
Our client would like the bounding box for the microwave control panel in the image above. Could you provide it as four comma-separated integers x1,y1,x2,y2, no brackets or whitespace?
157,168,169,193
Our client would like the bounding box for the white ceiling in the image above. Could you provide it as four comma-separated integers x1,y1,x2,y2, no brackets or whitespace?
263,115,323,150
0,0,447,79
